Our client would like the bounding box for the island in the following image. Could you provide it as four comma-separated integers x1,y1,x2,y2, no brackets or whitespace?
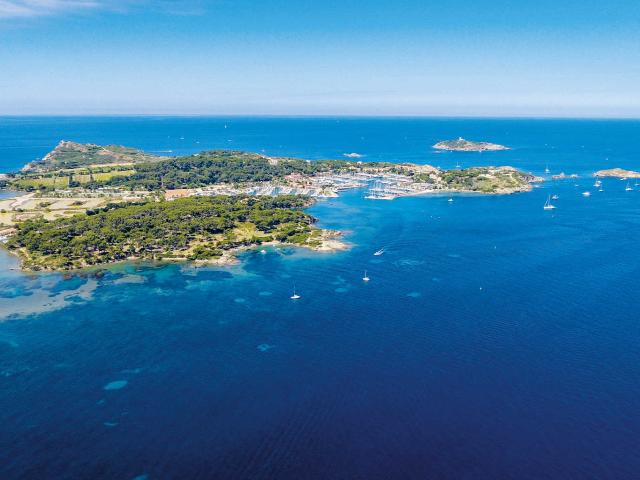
0,141,540,271
5,196,343,271
594,168,640,178
433,137,509,152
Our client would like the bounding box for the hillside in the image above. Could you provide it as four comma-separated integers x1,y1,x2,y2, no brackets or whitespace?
21,141,168,172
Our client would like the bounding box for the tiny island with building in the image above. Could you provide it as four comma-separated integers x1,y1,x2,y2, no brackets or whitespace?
433,137,510,152
0,141,539,271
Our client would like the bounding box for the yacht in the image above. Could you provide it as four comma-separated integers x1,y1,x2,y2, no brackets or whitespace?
290,286,301,300
373,248,385,256
625,182,633,191
582,191,591,197
543,195,556,210
551,194,559,200
545,165,551,174
362,271,370,282
448,197,454,203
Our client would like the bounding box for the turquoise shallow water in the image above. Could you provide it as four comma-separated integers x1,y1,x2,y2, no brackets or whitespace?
1,117,640,479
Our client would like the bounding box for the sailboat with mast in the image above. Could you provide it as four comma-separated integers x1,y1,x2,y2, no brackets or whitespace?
625,181,633,191
543,195,556,210
362,270,370,282
290,285,301,300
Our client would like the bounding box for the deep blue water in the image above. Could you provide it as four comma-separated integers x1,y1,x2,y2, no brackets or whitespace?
1,117,640,479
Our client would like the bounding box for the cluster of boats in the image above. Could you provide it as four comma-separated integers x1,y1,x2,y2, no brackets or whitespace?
543,177,638,210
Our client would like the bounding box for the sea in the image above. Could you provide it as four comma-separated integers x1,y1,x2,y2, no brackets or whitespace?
1,117,639,479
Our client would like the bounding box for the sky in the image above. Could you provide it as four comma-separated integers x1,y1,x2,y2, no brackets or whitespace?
0,0,639,117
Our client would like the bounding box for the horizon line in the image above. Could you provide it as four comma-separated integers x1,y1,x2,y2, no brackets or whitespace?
1,113,640,121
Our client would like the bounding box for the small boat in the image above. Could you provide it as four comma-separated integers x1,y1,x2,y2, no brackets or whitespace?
373,248,385,256
545,165,551,174
593,180,602,187
625,182,633,191
362,270,370,282
551,194,559,200
290,286,301,300
543,195,556,210
447,198,454,203
260,249,267,255
582,191,591,197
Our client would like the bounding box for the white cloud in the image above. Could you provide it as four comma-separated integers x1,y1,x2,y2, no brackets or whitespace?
0,0,101,18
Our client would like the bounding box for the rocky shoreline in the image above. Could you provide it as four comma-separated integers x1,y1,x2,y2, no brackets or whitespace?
594,168,640,178
433,137,509,152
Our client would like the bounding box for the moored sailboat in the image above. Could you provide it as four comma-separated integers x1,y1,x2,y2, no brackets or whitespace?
543,195,556,210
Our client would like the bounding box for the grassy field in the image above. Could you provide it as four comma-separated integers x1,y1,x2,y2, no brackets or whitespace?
11,169,135,190
0,194,120,227
12,176,69,190
74,170,135,183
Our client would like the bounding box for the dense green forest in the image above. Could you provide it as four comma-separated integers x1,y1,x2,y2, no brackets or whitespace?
101,151,355,190
10,150,363,191
440,167,530,193
6,195,318,270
